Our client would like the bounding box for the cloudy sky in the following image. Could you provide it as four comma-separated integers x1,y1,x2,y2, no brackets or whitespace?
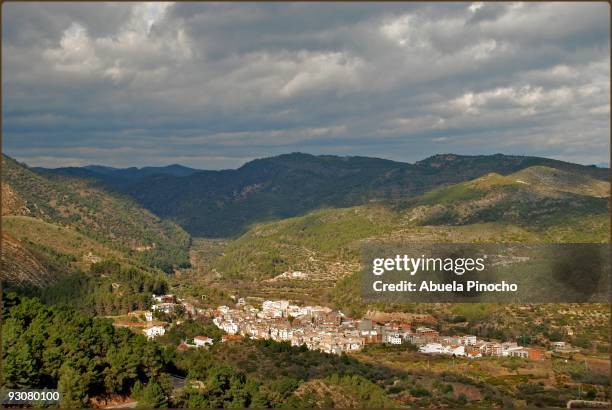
3,2,610,169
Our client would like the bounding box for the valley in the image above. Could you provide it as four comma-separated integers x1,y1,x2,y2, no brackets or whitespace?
1,152,610,408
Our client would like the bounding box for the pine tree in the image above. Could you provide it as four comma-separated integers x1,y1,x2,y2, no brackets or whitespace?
58,365,88,408
136,381,168,408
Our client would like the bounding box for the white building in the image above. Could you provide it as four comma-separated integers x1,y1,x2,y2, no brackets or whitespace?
144,325,165,339
501,342,519,356
447,345,466,356
193,336,214,347
419,343,468,357
385,333,403,345
420,343,445,354
262,300,289,311
151,303,176,314
221,321,239,334
459,335,477,346
507,347,528,358
551,341,566,350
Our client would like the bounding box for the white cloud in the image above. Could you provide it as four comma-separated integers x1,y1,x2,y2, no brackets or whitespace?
43,2,191,84
44,23,100,74
469,2,484,13
279,51,363,98
3,2,610,168
450,84,576,116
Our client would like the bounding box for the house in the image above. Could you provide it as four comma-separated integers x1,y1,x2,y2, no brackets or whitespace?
261,300,289,318
145,311,153,322
501,342,519,356
415,326,439,339
459,335,477,346
161,295,175,303
193,336,214,347
447,345,466,356
151,303,176,314
153,294,175,303
480,342,502,356
143,325,165,339
527,347,545,361
507,347,528,358
344,337,364,351
385,333,403,345
551,341,566,350
419,343,445,354
409,335,431,346
466,346,482,358
318,311,342,326
220,321,239,334
361,331,382,344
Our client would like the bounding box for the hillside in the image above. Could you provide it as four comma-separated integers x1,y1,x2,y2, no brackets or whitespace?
38,153,609,237
2,155,191,275
401,166,610,229
1,232,55,288
3,216,124,270
183,165,609,306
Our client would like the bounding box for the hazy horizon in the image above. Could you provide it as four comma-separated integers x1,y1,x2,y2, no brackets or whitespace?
12,151,611,171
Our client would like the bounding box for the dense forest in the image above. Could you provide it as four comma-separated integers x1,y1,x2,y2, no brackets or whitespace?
1,292,171,407
20,259,169,316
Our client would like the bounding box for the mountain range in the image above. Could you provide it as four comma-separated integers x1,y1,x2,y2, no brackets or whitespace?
5,151,608,310
36,152,609,237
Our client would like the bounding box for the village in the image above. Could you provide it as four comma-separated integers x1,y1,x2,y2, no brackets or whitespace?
210,298,556,359
127,294,580,361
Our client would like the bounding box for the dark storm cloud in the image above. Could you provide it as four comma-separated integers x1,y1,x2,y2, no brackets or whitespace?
2,2,609,168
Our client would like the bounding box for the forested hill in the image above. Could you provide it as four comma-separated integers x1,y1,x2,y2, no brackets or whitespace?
37,152,609,237
34,163,200,180
1,155,190,272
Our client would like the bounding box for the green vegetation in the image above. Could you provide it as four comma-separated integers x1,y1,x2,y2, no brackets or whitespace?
2,155,190,272
2,294,609,408
171,338,405,407
418,182,487,205
132,380,169,408
158,318,225,346
1,293,171,405
2,152,610,408
30,259,168,316
199,165,609,311
40,152,608,237
214,206,394,280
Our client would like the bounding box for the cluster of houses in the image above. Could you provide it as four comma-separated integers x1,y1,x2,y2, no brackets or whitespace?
142,294,212,340
141,294,220,344
212,299,552,360
419,338,545,360
212,299,367,354
150,293,215,317
140,296,552,361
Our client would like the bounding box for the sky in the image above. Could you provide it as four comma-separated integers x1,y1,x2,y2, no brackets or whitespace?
2,2,610,169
